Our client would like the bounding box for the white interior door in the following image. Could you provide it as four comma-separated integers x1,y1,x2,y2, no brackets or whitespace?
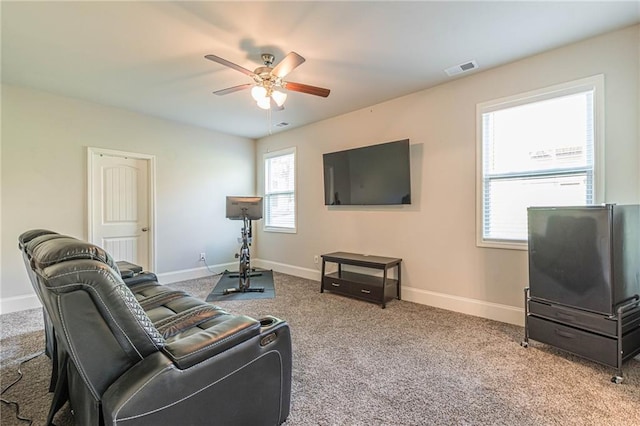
89,149,154,270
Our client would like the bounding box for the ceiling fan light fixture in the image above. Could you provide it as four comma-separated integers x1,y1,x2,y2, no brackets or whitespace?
206,51,330,110
271,90,287,107
251,85,268,101
257,97,271,110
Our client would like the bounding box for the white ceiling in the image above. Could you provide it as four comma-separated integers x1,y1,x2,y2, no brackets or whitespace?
2,1,639,139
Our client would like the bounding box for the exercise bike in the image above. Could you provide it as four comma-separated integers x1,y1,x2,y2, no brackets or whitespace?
224,196,264,295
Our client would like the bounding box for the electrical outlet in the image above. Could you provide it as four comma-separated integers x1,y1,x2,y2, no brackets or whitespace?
314,255,319,264
200,252,206,261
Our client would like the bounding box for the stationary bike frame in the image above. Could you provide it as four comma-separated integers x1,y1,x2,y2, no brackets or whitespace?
237,214,252,290
223,209,264,295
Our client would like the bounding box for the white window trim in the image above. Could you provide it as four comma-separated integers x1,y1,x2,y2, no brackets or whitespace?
475,75,605,250
263,146,297,233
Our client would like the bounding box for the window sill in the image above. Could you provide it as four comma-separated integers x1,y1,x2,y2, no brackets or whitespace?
476,239,528,251
264,226,297,234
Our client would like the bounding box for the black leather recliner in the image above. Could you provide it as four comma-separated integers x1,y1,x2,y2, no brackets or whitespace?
18,230,171,394
21,231,292,425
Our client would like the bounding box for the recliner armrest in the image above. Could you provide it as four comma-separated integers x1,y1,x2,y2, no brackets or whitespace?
123,272,158,286
103,320,292,425
162,315,260,369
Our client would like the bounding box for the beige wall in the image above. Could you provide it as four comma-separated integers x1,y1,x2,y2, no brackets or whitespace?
255,25,640,324
1,85,256,311
2,25,637,320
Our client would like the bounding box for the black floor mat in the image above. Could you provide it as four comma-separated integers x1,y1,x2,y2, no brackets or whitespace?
206,269,275,302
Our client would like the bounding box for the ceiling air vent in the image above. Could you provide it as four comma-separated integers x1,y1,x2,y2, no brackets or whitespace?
444,60,479,76
275,122,289,128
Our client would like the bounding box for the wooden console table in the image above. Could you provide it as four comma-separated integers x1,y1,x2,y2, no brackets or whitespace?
320,252,402,308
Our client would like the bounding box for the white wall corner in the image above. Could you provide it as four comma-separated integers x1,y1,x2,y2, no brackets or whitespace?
402,286,525,327
1,294,42,315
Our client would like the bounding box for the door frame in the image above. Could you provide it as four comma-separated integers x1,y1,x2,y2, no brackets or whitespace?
87,147,157,272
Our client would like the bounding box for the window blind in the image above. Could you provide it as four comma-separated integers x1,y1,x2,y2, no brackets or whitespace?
481,89,595,243
264,150,296,230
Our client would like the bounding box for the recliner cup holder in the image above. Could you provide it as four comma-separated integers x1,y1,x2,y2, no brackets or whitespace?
260,317,277,328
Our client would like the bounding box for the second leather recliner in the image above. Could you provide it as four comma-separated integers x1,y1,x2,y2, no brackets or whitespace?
20,230,292,425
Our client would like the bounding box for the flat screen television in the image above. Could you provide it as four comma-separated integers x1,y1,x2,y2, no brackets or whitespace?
323,139,411,205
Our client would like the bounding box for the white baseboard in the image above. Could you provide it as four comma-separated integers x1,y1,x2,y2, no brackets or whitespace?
256,258,524,326
0,294,42,315
1,260,524,328
155,262,236,284
252,258,321,281
402,286,524,326
153,259,318,285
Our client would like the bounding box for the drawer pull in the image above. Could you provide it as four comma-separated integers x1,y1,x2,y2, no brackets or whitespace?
331,282,340,287
555,329,576,339
556,312,575,321
360,289,371,294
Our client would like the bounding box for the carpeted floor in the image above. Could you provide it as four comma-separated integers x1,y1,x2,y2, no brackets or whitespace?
2,272,639,425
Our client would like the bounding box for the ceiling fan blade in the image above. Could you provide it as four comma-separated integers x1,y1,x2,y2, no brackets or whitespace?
283,81,330,98
205,54,256,77
271,52,305,78
213,83,253,96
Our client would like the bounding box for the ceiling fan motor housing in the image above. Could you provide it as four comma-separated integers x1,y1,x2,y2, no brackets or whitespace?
254,65,283,91
261,54,275,67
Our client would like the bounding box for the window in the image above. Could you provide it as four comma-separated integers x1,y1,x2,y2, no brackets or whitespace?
264,147,296,232
476,75,604,249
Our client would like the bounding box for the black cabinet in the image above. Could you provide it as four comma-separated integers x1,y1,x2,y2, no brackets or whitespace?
523,205,640,383
525,297,640,373
321,252,402,308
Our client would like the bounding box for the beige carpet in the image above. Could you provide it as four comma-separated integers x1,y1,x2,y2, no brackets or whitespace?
2,272,639,425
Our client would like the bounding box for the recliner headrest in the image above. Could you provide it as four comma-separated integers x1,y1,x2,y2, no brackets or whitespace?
25,233,70,257
30,236,119,272
18,229,59,251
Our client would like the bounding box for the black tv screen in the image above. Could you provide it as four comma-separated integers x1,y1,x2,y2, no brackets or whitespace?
323,139,411,205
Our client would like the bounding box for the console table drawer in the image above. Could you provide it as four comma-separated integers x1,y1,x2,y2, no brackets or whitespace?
324,273,382,302
323,277,350,295
349,282,383,301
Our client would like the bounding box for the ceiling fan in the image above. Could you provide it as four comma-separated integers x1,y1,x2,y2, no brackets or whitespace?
205,52,330,110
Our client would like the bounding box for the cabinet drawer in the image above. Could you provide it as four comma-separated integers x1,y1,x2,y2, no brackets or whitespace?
529,300,617,336
528,316,618,367
323,277,350,295
349,282,382,301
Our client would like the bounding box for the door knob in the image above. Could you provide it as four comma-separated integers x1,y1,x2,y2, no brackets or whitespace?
141,227,149,232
